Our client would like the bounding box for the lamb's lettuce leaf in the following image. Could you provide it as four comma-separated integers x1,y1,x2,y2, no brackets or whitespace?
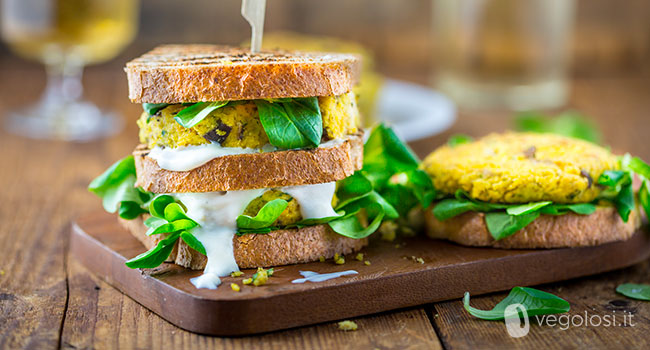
464,287,570,321
143,103,169,116
174,101,229,128
255,98,322,149
236,199,289,229
88,155,153,219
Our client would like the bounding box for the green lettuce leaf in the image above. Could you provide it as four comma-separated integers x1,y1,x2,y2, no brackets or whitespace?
515,110,601,144
485,211,541,241
236,199,288,229
616,283,650,301
88,155,153,219
143,103,169,116
174,101,229,128
464,287,570,321
447,134,473,147
255,98,322,149
125,231,181,269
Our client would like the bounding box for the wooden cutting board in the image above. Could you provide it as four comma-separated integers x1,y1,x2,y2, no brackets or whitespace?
70,211,650,336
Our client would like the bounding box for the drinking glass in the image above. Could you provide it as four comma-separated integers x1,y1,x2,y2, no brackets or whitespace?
432,0,576,110
1,0,139,141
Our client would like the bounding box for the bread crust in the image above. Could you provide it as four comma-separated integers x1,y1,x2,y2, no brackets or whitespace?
134,133,364,193
424,206,640,249
119,216,367,270
125,45,361,103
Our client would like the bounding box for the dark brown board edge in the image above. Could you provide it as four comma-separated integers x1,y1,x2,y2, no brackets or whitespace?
69,218,650,336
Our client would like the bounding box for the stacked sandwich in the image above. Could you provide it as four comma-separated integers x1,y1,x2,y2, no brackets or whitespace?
89,45,397,289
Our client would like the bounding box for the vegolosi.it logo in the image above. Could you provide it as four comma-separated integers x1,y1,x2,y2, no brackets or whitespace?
503,303,635,337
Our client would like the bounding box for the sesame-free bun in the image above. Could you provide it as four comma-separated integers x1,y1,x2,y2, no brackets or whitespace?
424,206,640,249
134,133,364,193
125,45,361,103
119,216,367,270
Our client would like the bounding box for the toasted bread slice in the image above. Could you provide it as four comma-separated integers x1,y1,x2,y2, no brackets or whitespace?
424,206,640,249
119,216,367,270
134,133,363,193
125,45,361,103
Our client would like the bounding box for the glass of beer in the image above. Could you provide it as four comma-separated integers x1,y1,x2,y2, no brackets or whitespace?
432,0,576,111
1,0,139,141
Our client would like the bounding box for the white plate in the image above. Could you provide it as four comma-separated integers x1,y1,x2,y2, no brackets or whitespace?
376,79,456,141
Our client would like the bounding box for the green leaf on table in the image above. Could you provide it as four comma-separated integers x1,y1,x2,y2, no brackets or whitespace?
463,287,570,320
180,232,207,255
236,198,289,229
515,110,602,144
256,98,322,149
447,134,473,147
174,101,229,128
485,211,541,240
616,283,650,301
125,231,181,269
143,103,169,116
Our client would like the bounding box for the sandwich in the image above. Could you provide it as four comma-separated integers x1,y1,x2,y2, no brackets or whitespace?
88,45,417,289
422,132,650,248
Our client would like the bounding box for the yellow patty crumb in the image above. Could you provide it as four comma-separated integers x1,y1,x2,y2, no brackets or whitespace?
337,320,358,331
138,93,359,149
422,132,619,203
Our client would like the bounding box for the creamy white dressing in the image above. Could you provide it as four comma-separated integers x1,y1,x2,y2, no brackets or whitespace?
175,190,264,289
150,138,347,172
148,144,259,171
291,270,359,284
175,181,338,289
282,182,338,219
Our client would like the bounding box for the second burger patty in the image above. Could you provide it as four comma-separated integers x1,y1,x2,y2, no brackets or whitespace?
138,92,360,149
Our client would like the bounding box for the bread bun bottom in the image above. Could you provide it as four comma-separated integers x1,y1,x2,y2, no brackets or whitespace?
119,216,367,270
424,206,640,249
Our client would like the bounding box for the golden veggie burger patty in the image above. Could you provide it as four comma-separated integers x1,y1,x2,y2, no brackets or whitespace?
422,132,619,204
137,93,360,149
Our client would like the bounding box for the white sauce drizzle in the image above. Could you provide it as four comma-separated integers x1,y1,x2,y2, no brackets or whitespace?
291,270,359,284
175,190,264,289
175,181,338,289
149,138,346,172
282,182,338,219
148,144,259,172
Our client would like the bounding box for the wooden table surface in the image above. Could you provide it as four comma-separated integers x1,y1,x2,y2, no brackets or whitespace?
1,66,649,349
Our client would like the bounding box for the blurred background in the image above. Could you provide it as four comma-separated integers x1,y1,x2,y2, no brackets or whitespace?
3,0,648,79
0,0,649,145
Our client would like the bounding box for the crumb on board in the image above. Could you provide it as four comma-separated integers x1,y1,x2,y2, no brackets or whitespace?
230,271,243,278
252,267,269,286
405,256,425,264
364,261,371,266
337,320,358,331
319,256,326,263
231,283,240,292
0,270,4,276
242,278,253,285
334,253,345,265
355,253,364,261
379,221,397,242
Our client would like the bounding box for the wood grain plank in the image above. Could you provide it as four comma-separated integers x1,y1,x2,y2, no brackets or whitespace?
62,259,441,350
429,260,650,350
